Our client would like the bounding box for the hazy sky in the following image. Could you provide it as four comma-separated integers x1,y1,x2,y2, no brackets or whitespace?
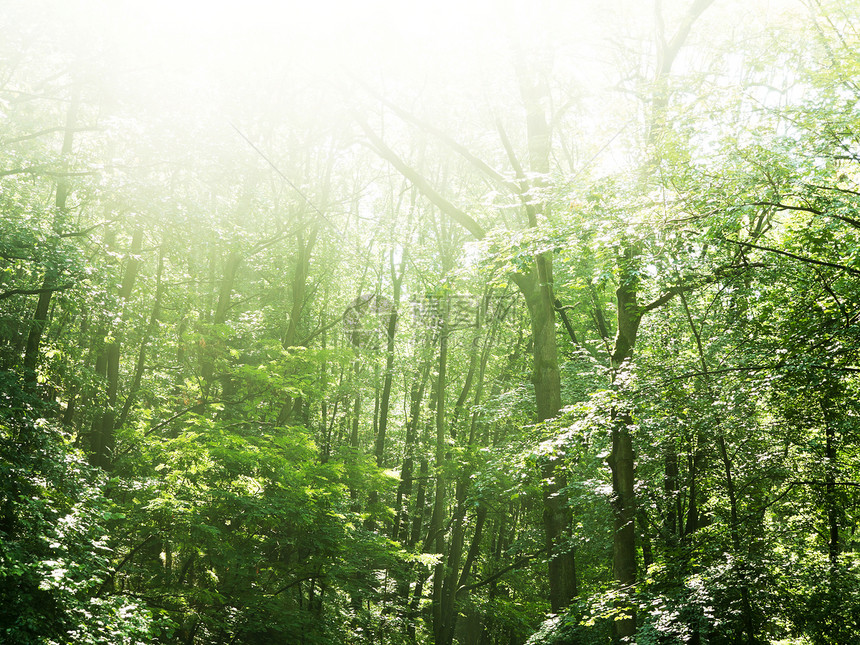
0,0,804,183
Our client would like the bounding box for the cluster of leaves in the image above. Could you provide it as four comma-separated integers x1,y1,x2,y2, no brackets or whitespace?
0,374,161,644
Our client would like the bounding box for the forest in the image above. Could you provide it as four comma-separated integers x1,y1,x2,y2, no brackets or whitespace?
2,0,860,643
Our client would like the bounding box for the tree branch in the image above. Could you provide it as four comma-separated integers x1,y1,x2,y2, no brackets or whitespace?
748,200,822,216
96,534,157,597
659,0,716,75
749,198,860,231
58,221,109,238
299,292,376,346
1,125,102,146
359,83,518,193
353,112,486,239
457,549,546,595
641,285,690,313
270,575,318,597
0,283,74,300
721,237,860,276
794,480,860,487
806,183,860,198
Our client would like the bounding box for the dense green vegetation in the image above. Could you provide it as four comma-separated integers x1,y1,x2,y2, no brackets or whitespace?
3,0,860,642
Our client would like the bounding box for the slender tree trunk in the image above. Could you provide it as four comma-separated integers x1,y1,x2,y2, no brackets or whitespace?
201,249,241,399
116,244,164,431
23,87,80,383
91,229,143,469
517,61,579,612
431,317,450,645
436,332,484,645
394,356,432,543
684,434,705,539
514,270,576,612
283,227,318,349
436,475,468,645
348,358,363,507
664,439,681,545
821,393,841,568
61,310,90,427
681,291,757,642
608,409,637,637
716,432,756,639
458,505,487,593
76,226,115,441
604,5,714,635
277,227,319,425
608,251,642,640
319,328,330,461
367,251,405,528
357,55,578,612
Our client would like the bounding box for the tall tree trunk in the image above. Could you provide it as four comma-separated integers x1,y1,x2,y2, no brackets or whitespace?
91,229,143,469
356,56,577,610
680,291,757,642
436,475,468,645
607,249,642,640
367,251,406,528
394,355,432,543
117,245,164,431
684,435,705,540
201,249,241,399
348,358,363,507
603,7,716,638
436,327,485,645
431,317,450,645
23,86,80,383
278,227,318,424
664,438,681,545
516,58,578,611
821,391,841,568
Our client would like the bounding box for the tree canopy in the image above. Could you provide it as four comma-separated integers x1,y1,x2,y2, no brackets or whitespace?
2,0,860,643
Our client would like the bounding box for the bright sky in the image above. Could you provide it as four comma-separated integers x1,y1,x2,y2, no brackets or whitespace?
23,0,609,167
6,0,805,107
44,0,611,99
2,0,808,181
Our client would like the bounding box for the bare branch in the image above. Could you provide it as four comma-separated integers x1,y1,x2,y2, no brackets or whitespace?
1,125,101,146
658,0,716,75
360,83,518,192
354,112,486,239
